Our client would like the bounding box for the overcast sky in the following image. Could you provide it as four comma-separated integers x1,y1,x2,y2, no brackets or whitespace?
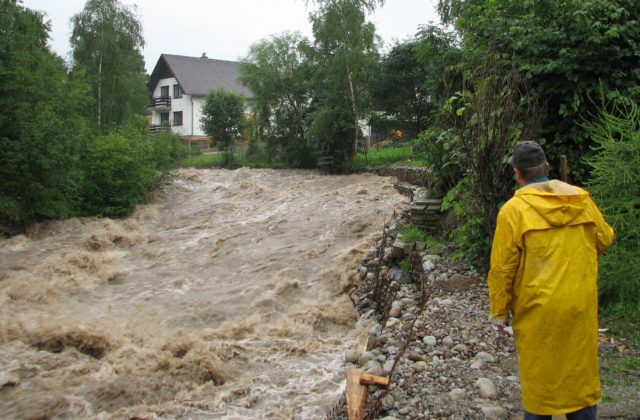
22,0,440,72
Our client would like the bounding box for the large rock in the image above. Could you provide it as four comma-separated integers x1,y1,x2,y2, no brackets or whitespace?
385,317,400,328
383,359,395,373
406,351,425,362
475,377,499,399
452,343,470,354
388,268,411,284
363,360,385,376
423,335,437,346
475,351,495,363
477,403,507,419
389,306,402,318
448,388,467,401
380,395,395,410
358,351,376,366
422,260,435,272
433,273,480,292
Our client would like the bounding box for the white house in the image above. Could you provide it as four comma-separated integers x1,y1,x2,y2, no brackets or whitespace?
148,53,251,148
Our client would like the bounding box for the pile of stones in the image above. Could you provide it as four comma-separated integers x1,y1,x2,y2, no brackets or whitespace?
334,195,522,419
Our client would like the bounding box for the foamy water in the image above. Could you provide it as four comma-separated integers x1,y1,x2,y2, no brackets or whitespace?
0,168,406,419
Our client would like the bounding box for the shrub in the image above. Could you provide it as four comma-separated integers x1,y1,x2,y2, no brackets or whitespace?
413,127,464,196
441,175,493,269
82,134,155,217
219,151,238,168
307,105,354,173
399,225,427,242
151,130,188,173
584,96,640,319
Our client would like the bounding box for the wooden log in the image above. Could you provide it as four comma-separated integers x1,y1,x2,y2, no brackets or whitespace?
345,368,368,420
560,155,569,183
359,372,390,388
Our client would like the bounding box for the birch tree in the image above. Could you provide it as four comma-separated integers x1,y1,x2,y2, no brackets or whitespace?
309,0,382,157
70,0,147,131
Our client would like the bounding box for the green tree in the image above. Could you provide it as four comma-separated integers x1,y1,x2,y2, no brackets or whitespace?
239,33,315,167
309,0,381,161
0,1,90,227
200,89,245,152
584,96,640,318
373,26,461,138
70,0,147,131
82,133,154,217
436,0,640,183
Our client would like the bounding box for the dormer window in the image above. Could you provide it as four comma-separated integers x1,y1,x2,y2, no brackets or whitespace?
173,84,182,99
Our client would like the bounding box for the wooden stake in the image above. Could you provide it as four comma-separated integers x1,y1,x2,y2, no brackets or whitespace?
359,373,390,388
560,155,569,183
345,368,368,420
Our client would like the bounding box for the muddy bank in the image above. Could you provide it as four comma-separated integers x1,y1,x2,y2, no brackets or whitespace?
0,168,407,418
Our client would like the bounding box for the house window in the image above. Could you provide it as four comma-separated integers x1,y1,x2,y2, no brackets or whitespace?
160,86,169,98
173,84,182,98
160,112,170,124
173,111,183,126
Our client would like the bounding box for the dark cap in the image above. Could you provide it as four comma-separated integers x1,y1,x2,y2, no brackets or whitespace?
508,141,546,168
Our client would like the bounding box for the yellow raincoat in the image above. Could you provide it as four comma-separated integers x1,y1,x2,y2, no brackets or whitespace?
488,180,614,415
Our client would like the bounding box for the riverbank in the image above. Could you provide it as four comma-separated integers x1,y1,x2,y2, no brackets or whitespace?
333,181,639,419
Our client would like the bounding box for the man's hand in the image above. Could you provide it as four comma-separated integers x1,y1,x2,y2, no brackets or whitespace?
490,318,512,335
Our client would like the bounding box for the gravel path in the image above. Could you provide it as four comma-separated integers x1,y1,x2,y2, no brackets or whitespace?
333,187,639,420
347,224,522,419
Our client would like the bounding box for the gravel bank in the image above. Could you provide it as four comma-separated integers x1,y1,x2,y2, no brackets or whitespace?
342,207,522,419
332,185,638,419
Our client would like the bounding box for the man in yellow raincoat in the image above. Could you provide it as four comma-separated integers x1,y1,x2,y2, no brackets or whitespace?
488,141,614,419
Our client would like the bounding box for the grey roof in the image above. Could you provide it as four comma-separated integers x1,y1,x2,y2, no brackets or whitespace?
150,54,251,98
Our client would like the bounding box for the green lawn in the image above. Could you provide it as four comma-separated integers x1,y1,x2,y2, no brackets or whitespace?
179,153,225,168
180,144,428,171
351,144,428,171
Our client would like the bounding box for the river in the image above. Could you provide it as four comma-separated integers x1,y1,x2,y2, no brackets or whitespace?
0,168,406,419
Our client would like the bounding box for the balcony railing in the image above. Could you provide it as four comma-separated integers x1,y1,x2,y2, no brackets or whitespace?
149,124,171,134
148,97,171,109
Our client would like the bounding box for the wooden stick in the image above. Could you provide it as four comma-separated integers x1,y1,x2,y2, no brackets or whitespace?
560,155,569,183
359,373,390,388
345,368,368,420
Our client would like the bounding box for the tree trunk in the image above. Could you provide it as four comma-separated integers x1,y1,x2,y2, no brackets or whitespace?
97,26,104,127
347,67,359,157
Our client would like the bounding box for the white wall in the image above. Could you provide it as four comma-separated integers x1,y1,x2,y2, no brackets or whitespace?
192,96,206,136
150,77,196,137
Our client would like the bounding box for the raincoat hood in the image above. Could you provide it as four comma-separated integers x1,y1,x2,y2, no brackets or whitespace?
514,180,590,227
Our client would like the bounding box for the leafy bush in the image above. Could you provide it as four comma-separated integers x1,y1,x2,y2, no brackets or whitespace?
441,175,493,270
220,151,239,168
413,127,464,196
399,225,427,242
82,134,155,217
150,129,188,173
584,96,640,319
81,126,184,218
306,105,354,173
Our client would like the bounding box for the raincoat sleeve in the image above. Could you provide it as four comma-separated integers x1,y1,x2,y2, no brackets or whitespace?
585,196,615,255
487,204,521,323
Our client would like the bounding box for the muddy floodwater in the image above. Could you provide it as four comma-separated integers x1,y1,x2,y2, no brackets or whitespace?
0,168,406,419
